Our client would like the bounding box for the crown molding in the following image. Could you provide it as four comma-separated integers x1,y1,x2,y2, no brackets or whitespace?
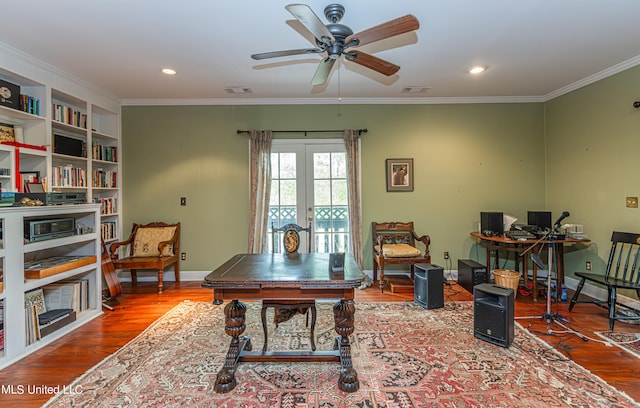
122,95,545,106
543,55,640,101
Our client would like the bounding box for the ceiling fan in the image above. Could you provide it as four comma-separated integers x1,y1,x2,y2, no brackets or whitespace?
251,3,420,86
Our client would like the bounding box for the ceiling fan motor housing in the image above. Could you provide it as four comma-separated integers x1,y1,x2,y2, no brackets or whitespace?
324,4,345,23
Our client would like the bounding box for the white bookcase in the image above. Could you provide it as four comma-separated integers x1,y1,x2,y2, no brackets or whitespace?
0,204,102,369
0,43,122,244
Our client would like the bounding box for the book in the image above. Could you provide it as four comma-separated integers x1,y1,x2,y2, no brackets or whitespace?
38,308,73,325
39,311,76,338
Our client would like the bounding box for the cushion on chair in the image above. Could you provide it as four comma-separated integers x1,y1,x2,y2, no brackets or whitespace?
375,243,422,258
133,226,177,257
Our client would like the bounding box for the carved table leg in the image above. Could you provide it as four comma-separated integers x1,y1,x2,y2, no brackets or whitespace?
214,300,252,393
333,300,359,393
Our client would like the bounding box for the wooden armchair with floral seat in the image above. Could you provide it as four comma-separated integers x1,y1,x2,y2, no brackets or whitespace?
109,222,180,294
372,221,431,293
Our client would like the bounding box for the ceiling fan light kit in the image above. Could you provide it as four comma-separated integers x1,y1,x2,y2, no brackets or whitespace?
251,3,419,87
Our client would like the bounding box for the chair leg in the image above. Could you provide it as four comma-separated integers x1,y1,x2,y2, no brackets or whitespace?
379,266,385,293
608,286,617,331
568,277,586,311
174,262,180,283
130,270,138,285
261,304,269,353
157,270,163,294
309,303,316,351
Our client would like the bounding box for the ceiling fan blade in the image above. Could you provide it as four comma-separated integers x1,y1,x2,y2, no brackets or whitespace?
345,15,419,47
285,4,334,46
346,51,400,76
311,58,336,86
251,48,320,60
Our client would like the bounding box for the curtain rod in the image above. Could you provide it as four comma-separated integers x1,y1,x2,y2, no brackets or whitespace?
237,129,367,136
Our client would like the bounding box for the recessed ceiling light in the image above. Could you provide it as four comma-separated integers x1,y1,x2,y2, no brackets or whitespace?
468,65,487,74
161,68,177,75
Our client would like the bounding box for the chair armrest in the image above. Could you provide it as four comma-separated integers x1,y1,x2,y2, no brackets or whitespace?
109,234,135,260
413,232,431,250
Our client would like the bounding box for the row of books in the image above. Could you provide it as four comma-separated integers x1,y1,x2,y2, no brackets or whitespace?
20,94,40,115
24,280,89,345
96,197,117,215
101,221,118,241
52,104,87,129
92,143,118,162
52,165,86,187
92,170,117,188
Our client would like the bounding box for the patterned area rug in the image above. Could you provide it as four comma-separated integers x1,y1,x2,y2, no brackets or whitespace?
45,301,638,407
595,331,640,359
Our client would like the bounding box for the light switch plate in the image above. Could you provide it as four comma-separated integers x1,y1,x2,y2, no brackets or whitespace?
626,196,638,208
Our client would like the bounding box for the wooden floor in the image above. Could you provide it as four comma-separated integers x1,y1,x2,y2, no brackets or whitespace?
1,280,639,407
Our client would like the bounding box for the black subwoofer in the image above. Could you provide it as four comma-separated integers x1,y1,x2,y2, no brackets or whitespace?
414,263,444,309
473,283,514,347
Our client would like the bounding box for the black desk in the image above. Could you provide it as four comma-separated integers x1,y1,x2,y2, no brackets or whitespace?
202,253,364,393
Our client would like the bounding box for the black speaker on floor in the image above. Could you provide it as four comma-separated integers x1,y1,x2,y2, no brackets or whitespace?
473,283,514,347
414,263,444,309
458,259,487,294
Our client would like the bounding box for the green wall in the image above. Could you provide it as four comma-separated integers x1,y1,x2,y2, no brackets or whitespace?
122,103,545,273
545,65,640,277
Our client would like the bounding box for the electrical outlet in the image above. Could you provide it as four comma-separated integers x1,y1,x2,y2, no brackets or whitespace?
586,261,591,270
180,197,187,206
181,252,187,261
444,251,449,260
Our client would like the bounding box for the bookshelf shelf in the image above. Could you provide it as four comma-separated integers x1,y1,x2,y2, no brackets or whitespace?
0,204,101,370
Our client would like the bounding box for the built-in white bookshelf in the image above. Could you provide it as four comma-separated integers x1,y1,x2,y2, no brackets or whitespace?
0,204,102,369
0,43,121,243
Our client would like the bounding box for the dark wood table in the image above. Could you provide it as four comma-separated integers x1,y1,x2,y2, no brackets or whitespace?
202,253,364,394
470,232,590,302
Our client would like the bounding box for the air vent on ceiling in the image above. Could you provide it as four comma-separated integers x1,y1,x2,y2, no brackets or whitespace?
224,87,253,94
402,86,430,94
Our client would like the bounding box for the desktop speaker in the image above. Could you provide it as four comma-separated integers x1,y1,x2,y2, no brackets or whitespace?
457,259,487,294
473,283,514,348
414,263,444,309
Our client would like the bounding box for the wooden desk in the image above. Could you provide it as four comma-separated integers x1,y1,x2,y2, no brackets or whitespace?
470,232,589,302
202,253,364,394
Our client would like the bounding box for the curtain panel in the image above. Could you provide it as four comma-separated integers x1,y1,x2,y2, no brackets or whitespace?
247,130,272,253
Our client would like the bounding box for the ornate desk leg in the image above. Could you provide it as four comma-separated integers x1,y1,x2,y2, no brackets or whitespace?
333,300,359,393
214,300,252,393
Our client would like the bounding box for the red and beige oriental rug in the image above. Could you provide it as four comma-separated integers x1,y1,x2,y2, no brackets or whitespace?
596,331,640,360
45,301,638,407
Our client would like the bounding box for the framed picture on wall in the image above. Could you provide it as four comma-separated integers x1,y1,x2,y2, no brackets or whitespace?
386,158,414,192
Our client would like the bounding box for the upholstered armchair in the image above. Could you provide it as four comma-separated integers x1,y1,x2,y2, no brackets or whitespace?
109,222,180,294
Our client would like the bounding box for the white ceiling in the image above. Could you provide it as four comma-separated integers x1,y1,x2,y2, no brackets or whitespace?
3,1,640,104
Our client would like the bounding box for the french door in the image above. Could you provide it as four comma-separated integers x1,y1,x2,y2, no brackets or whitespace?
269,140,350,254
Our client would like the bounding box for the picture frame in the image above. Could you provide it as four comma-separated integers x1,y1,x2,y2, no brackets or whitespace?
386,158,414,192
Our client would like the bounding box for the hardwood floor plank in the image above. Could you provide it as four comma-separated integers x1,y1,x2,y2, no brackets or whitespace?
0,280,638,407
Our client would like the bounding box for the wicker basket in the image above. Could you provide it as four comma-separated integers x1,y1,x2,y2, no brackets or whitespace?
493,269,520,296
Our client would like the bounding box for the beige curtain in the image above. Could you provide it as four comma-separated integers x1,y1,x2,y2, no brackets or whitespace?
344,130,363,268
248,130,272,253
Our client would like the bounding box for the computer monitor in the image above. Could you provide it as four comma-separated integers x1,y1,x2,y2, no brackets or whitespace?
527,211,552,230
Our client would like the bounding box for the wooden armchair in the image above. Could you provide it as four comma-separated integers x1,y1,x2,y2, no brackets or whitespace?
569,231,640,330
372,221,431,293
109,222,180,294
